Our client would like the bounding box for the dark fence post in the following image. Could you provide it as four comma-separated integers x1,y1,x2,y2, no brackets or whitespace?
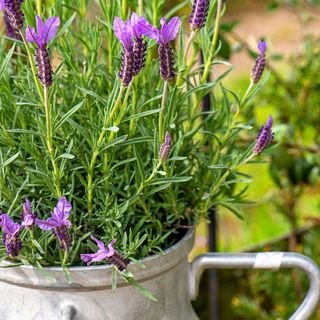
201,51,219,320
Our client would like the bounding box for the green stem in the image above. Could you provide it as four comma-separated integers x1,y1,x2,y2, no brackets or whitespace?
138,0,143,16
62,249,68,266
19,30,44,104
200,0,223,83
87,86,126,215
44,86,61,197
240,81,254,108
135,162,162,198
159,81,169,143
183,31,197,63
152,0,158,25
122,0,127,20
37,0,42,16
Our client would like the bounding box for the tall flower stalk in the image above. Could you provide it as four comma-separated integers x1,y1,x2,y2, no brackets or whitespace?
241,40,268,107
200,0,223,83
184,0,211,61
139,16,181,142
26,15,61,196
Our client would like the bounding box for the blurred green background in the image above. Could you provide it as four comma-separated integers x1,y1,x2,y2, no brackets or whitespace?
187,0,320,319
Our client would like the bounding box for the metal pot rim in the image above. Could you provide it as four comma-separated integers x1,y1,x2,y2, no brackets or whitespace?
0,227,195,289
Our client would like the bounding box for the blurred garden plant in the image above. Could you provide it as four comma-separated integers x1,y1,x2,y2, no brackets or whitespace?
226,2,320,316
0,0,272,295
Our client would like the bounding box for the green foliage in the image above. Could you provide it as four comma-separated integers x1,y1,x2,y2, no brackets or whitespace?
0,0,267,271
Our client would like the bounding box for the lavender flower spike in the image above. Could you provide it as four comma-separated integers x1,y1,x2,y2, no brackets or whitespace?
158,17,180,81
159,131,171,162
21,198,36,227
26,16,60,87
80,236,130,271
4,12,21,39
114,16,135,86
188,0,211,31
0,0,24,30
251,40,267,84
131,12,149,76
0,214,22,257
36,197,72,250
253,115,274,155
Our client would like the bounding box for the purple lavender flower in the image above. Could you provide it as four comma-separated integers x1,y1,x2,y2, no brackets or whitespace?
114,16,135,86
26,15,60,87
188,0,211,31
114,14,151,85
21,198,36,227
139,17,180,81
0,0,24,30
251,40,267,84
0,214,22,257
36,197,72,250
131,12,148,76
159,131,171,162
80,236,130,271
253,115,274,155
3,12,21,39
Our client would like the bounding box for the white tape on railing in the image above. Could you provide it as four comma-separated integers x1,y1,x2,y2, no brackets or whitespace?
253,252,284,269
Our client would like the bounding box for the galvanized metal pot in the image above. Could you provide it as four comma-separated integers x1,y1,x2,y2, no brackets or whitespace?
0,228,319,320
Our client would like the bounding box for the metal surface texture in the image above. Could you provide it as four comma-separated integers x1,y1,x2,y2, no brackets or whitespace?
0,228,198,320
0,228,319,319
189,252,320,320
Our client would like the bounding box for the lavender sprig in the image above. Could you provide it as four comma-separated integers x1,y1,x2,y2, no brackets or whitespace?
251,40,267,84
114,13,151,86
0,214,22,257
253,115,274,155
21,198,36,228
26,15,60,87
80,236,130,271
0,0,24,30
139,17,181,81
159,131,171,162
188,0,211,31
3,12,21,39
36,197,72,251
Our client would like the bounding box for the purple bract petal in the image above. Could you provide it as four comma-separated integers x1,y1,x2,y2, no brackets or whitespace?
80,237,116,265
26,15,60,47
21,198,36,227
80,252,109,265
26,26,38,43
35,217,58,230
130,13,147,39
113,16,133,49
137,18,158,40
90,235,107,251
258,40,267,55
36,15,45,46
0,214,20,235
43,16,60,44
106,239,116,257
159,17,180,45
35,197,72,230
265,114,273,129
0,0,5,10
56,196,72,220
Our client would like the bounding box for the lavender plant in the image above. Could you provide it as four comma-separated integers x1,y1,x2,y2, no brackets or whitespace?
0,0,273,295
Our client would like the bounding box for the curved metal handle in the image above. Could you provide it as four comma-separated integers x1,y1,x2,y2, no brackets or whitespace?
60,304,76,320
189,252,320,320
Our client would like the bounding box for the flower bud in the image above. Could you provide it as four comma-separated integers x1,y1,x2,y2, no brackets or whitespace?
188,0,210,31
159,131,171,162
